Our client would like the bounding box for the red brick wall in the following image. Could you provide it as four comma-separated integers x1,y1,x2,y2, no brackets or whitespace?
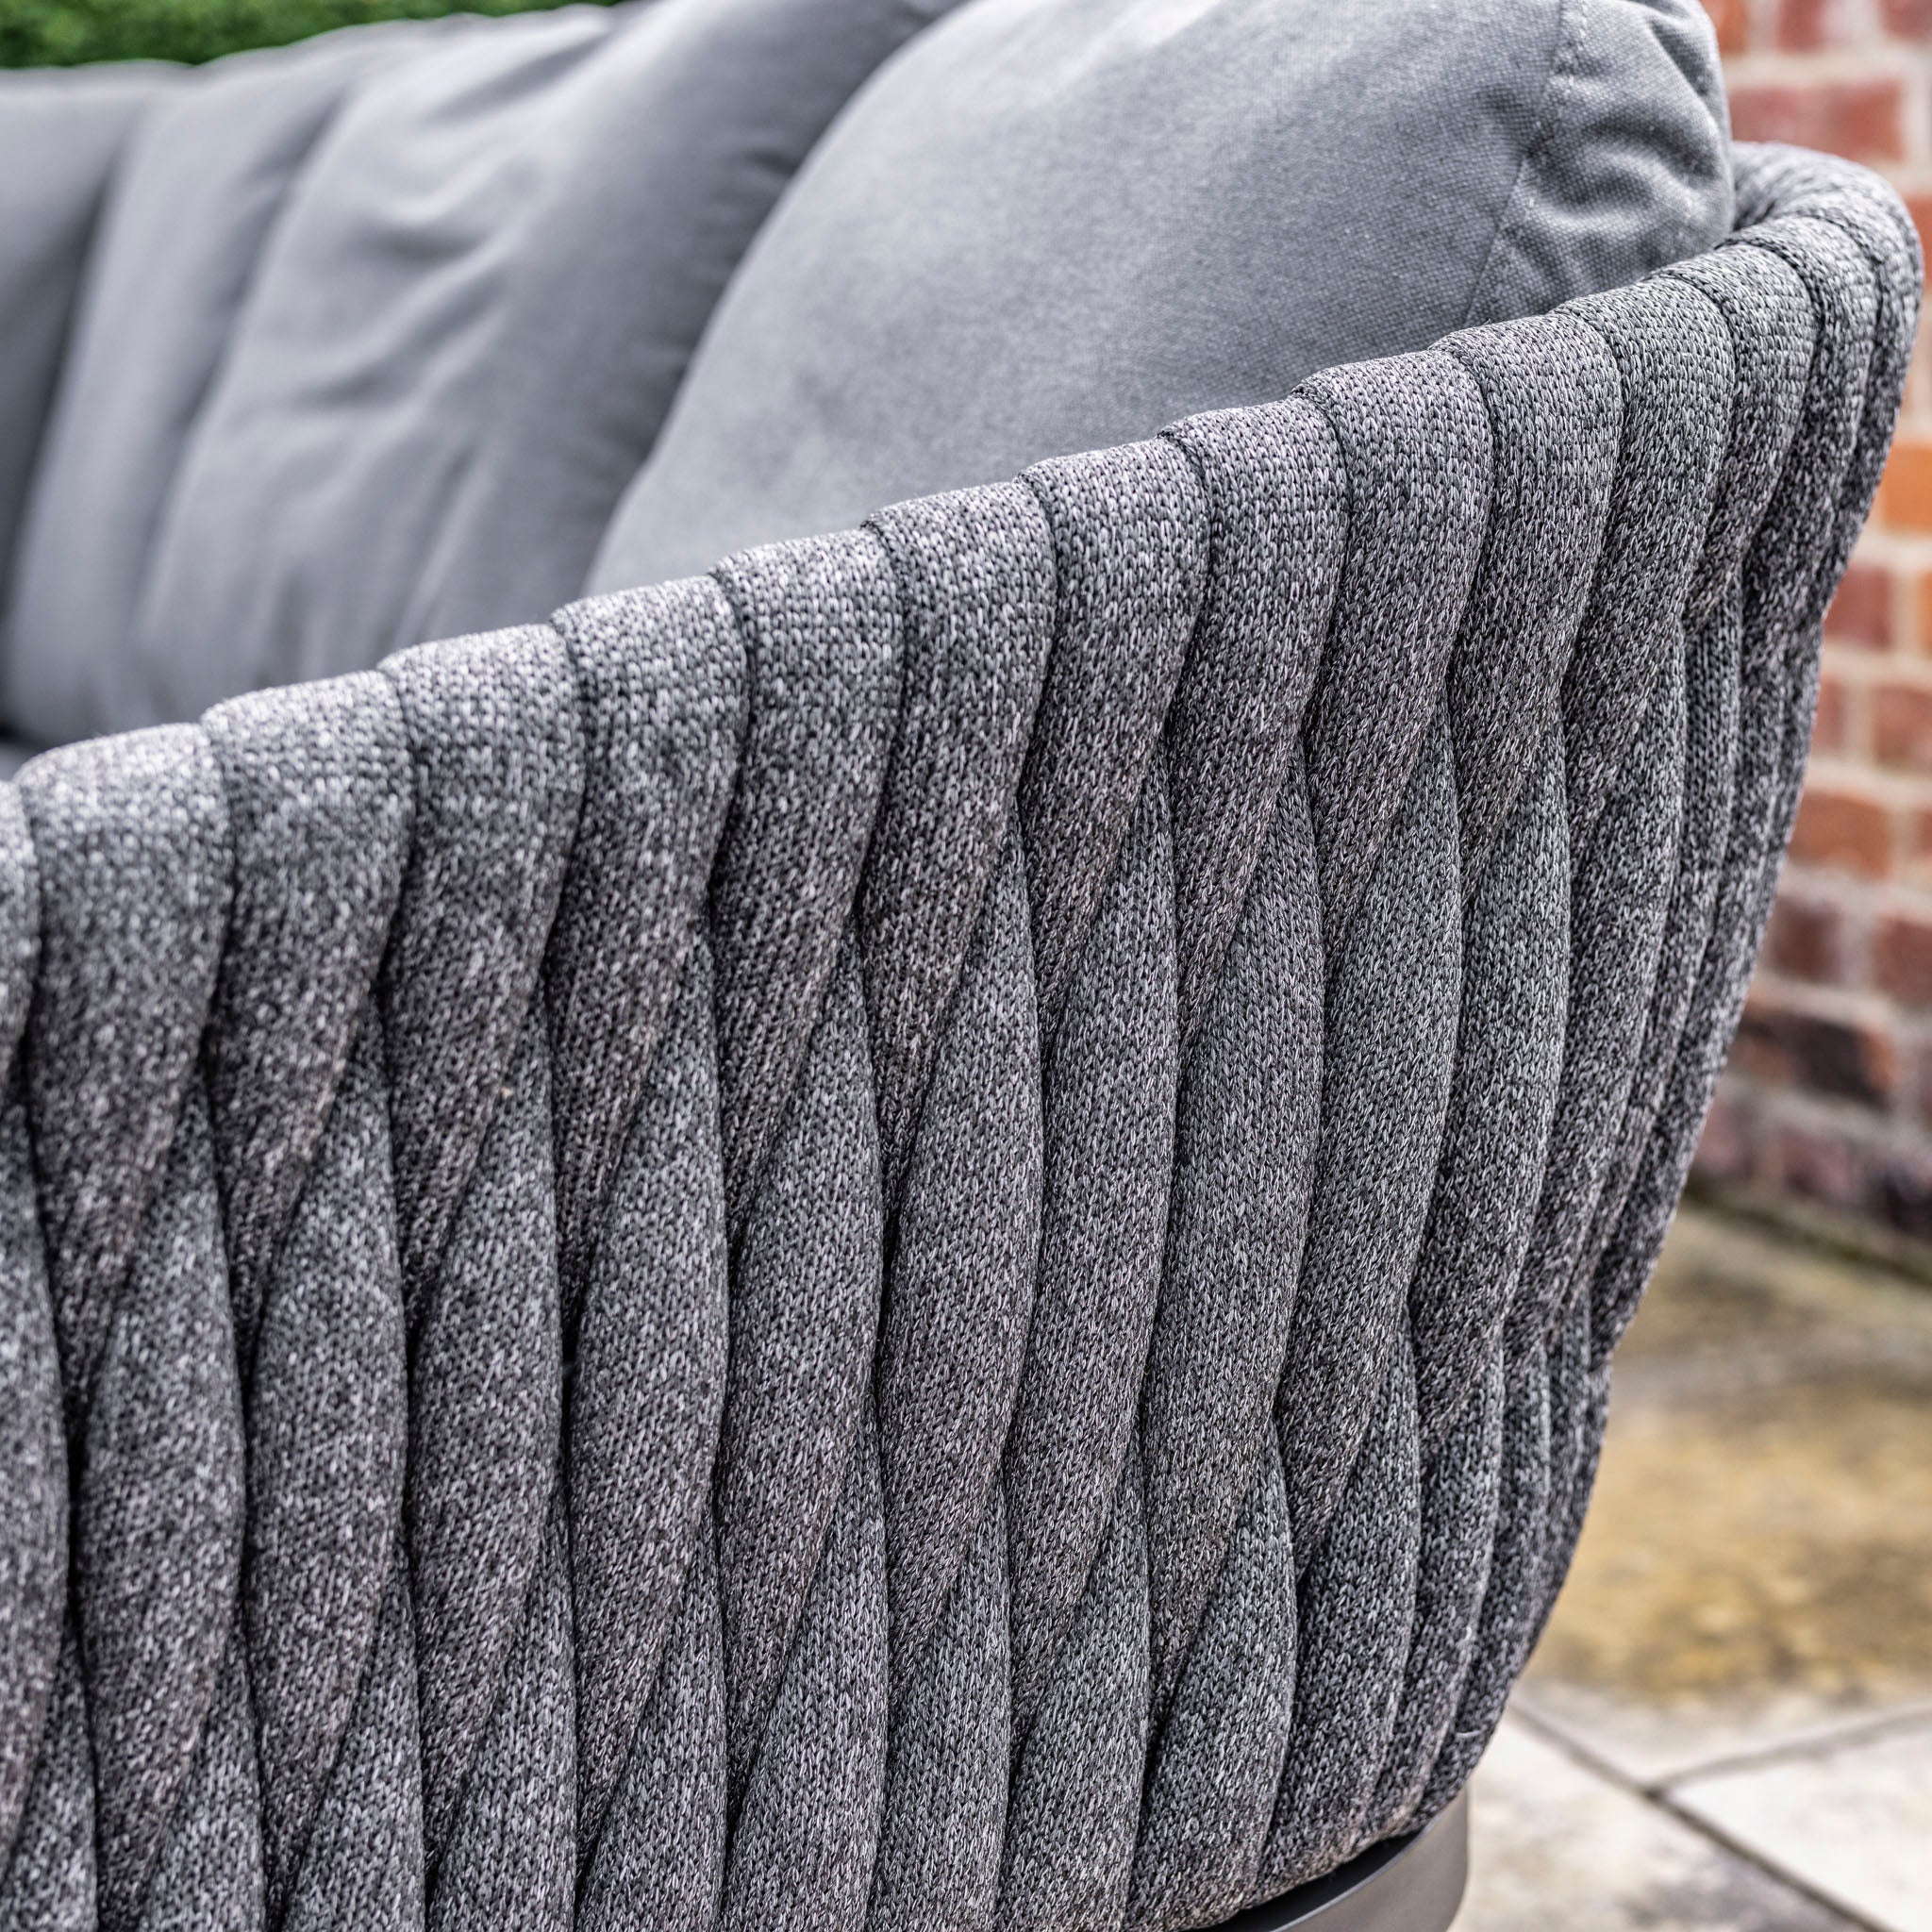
1696,1,1932,1234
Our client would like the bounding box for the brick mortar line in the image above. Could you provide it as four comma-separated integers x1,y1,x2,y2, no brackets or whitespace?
1725,51,1932,78
1688,1161,1932,1280
1794,755,1932,796
1836,540,1932,563
1818,656,1932,686
1748,966,1896,1013
1716,1076,1932,1153
1775,881,1932,919
1776,863,1932,892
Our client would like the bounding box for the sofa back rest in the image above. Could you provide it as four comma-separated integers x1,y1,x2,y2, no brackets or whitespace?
0,147,1912,1927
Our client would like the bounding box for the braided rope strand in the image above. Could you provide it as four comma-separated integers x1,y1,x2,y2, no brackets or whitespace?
703,535,898,1931
541,584,742,1917
1125,402,1341,1932
0,788,60,1905
200,674,420,1931
858,485,1053,1932
379,633,585,1930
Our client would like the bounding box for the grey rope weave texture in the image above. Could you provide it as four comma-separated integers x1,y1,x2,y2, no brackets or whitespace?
0,144,1915,1932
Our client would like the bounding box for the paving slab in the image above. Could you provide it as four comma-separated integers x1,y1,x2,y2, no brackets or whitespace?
1519,1207,1932,1784
1459,1716,1861,1931
1668,1716,1932,1932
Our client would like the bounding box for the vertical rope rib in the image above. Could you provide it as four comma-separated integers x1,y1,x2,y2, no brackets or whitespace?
17,728,258,1931
996,439,1202,1932
860,480,1055,1932
1274,351,1490,1574
201,673,419,1931
1528,281,1737,1338
1502,282,1731,1671
1584,241,1816,1360
1402,314,1618,1463
0,786,63,1926
1127,399,1341,1932
571,941,730,1932
543,582,743,1929
1357,311,1622,1849
379,629,585,1932
703,533,899,1932
1260,351,1494,1894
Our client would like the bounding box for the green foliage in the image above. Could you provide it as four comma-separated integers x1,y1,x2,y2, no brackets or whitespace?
0,0,611,69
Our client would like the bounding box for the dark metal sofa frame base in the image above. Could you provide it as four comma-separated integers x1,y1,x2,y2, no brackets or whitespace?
1217,1791,1469,1932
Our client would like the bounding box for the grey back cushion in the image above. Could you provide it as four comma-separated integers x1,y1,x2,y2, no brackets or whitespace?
0,62,181,618
1,21,447,744
591,0,1734,595
2,0,960,744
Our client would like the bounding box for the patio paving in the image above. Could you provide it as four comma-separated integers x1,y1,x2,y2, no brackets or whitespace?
1458,1204,1932,1930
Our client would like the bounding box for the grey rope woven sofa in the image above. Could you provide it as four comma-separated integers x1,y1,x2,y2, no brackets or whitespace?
0,139,1917,1932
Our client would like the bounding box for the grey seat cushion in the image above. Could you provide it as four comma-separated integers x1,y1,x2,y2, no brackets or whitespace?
0,62,180,625
2,0,960,744
590,0,1735,595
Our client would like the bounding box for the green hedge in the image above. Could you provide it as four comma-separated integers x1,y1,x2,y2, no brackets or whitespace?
0,0,610,69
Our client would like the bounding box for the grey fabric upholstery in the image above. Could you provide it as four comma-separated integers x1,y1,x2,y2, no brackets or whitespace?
0,19,441,753
0,146,1914,1932
0,0,963,750
0,62,179,619
591,0,1734,592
